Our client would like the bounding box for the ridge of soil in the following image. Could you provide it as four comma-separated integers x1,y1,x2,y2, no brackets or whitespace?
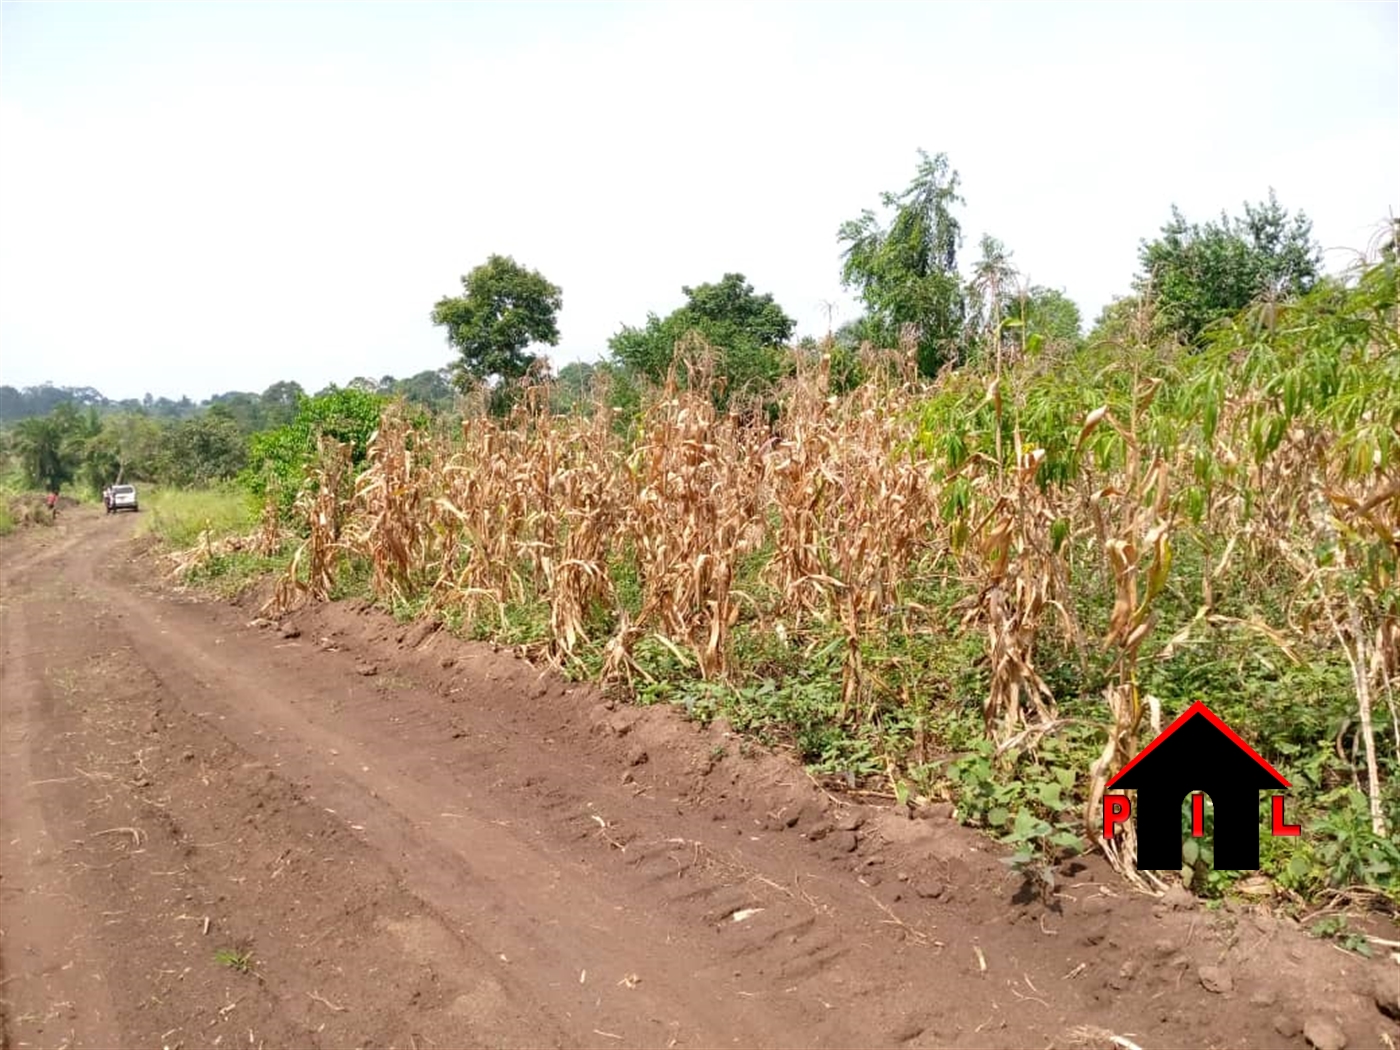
2,508,1396,1050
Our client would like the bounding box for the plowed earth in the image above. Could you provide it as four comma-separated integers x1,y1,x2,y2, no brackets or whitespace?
2,509,1396,1049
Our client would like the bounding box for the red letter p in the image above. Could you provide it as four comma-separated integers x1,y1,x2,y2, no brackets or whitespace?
1103,794,1132,839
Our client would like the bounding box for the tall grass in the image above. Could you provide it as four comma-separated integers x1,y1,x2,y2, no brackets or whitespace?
0,472,24,535
0,473,59,535
141,485,255,549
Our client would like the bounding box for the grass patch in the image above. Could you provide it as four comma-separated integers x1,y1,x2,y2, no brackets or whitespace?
140,485,255,548
182,548,289,600
0,474,63,535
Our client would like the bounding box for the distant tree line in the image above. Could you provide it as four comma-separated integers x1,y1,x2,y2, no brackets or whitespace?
430,153,1324,416
0,370,457,495
2,151,1337,495
0,369,458,426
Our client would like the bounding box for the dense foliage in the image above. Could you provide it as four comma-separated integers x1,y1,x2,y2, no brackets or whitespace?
609,273,796,410
431,254,563,399
839,150,967,376
241,387,387,514
0,372,454,498
1136,190,1321,345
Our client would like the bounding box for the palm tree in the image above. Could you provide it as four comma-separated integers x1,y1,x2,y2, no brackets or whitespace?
967,235,1020,370
12,415,75,492
1372,216,1399,264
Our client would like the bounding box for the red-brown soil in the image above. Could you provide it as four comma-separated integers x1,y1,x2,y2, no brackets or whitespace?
2,508,1396,1049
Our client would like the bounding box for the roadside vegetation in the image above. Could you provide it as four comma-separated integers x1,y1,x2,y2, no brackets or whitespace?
4,155,1395,917
139,486,255,548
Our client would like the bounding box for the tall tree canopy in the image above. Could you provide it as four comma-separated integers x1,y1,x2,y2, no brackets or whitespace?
260,381,306,428
839,150,966,376
431,255,563,391
157,414,247,487
12,413,77,492
1136,190,1321,345
609,273,796,407
964,234,1019,358
1012,287,1082,348
81,412,162,489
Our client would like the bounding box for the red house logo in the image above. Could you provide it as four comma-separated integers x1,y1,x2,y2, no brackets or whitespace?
1102,702,1300,870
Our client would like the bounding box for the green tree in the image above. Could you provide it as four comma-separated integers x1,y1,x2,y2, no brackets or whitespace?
1137,190,1321,345
839,150,967,375
1005,286,1083,350
391,369,456,413
81,413,162,490
0,384,102,422
608,273,796,408
159,414,247,487
205,391,266,433
0,385,23,422
965,235,1020,363
242,387,385,515
550,360,602,415
834,316,879,351
260,381,305,428
431,255,563,395
1086,295,1146,346
13,414,77,491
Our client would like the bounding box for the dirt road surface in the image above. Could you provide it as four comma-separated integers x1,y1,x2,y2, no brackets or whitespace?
2,509,1396,1050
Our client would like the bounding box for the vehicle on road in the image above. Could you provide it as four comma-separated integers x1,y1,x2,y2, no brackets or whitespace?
108,484,139,513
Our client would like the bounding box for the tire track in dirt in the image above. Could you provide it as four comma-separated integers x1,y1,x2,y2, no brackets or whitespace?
0,559,124,1049
83,533,896,1047
2,522,574,1050
3,509,1397,1050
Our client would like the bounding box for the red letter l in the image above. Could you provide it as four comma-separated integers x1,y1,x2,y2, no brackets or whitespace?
1271,796,1301,836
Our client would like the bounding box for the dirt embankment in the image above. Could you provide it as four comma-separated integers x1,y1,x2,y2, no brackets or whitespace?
2,509,1396,1050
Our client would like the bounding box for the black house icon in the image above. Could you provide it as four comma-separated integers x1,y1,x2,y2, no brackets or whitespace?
1107,701,1290,870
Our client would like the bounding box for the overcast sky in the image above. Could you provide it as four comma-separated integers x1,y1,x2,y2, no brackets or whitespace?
1,1,1396,402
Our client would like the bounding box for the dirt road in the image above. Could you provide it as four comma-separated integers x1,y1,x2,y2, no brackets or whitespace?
1,510,1394,1050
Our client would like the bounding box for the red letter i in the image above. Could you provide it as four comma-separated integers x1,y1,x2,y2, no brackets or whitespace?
1191,793,1205,837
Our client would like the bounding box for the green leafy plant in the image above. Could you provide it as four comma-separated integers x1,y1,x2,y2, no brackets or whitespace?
946,737,1084,900
1305,789,1400,894
1307,915,1374,957
241,387,386,519
214,946,254,974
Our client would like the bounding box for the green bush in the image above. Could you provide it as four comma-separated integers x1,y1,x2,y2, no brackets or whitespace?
240,387,385,517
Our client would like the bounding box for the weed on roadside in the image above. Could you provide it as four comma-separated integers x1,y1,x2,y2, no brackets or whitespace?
214,945,254,974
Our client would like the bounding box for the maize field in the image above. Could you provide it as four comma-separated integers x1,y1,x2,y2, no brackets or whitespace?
232,262,1398,895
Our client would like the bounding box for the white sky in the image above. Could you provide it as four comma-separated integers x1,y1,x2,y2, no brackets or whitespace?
1,1,1396,402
